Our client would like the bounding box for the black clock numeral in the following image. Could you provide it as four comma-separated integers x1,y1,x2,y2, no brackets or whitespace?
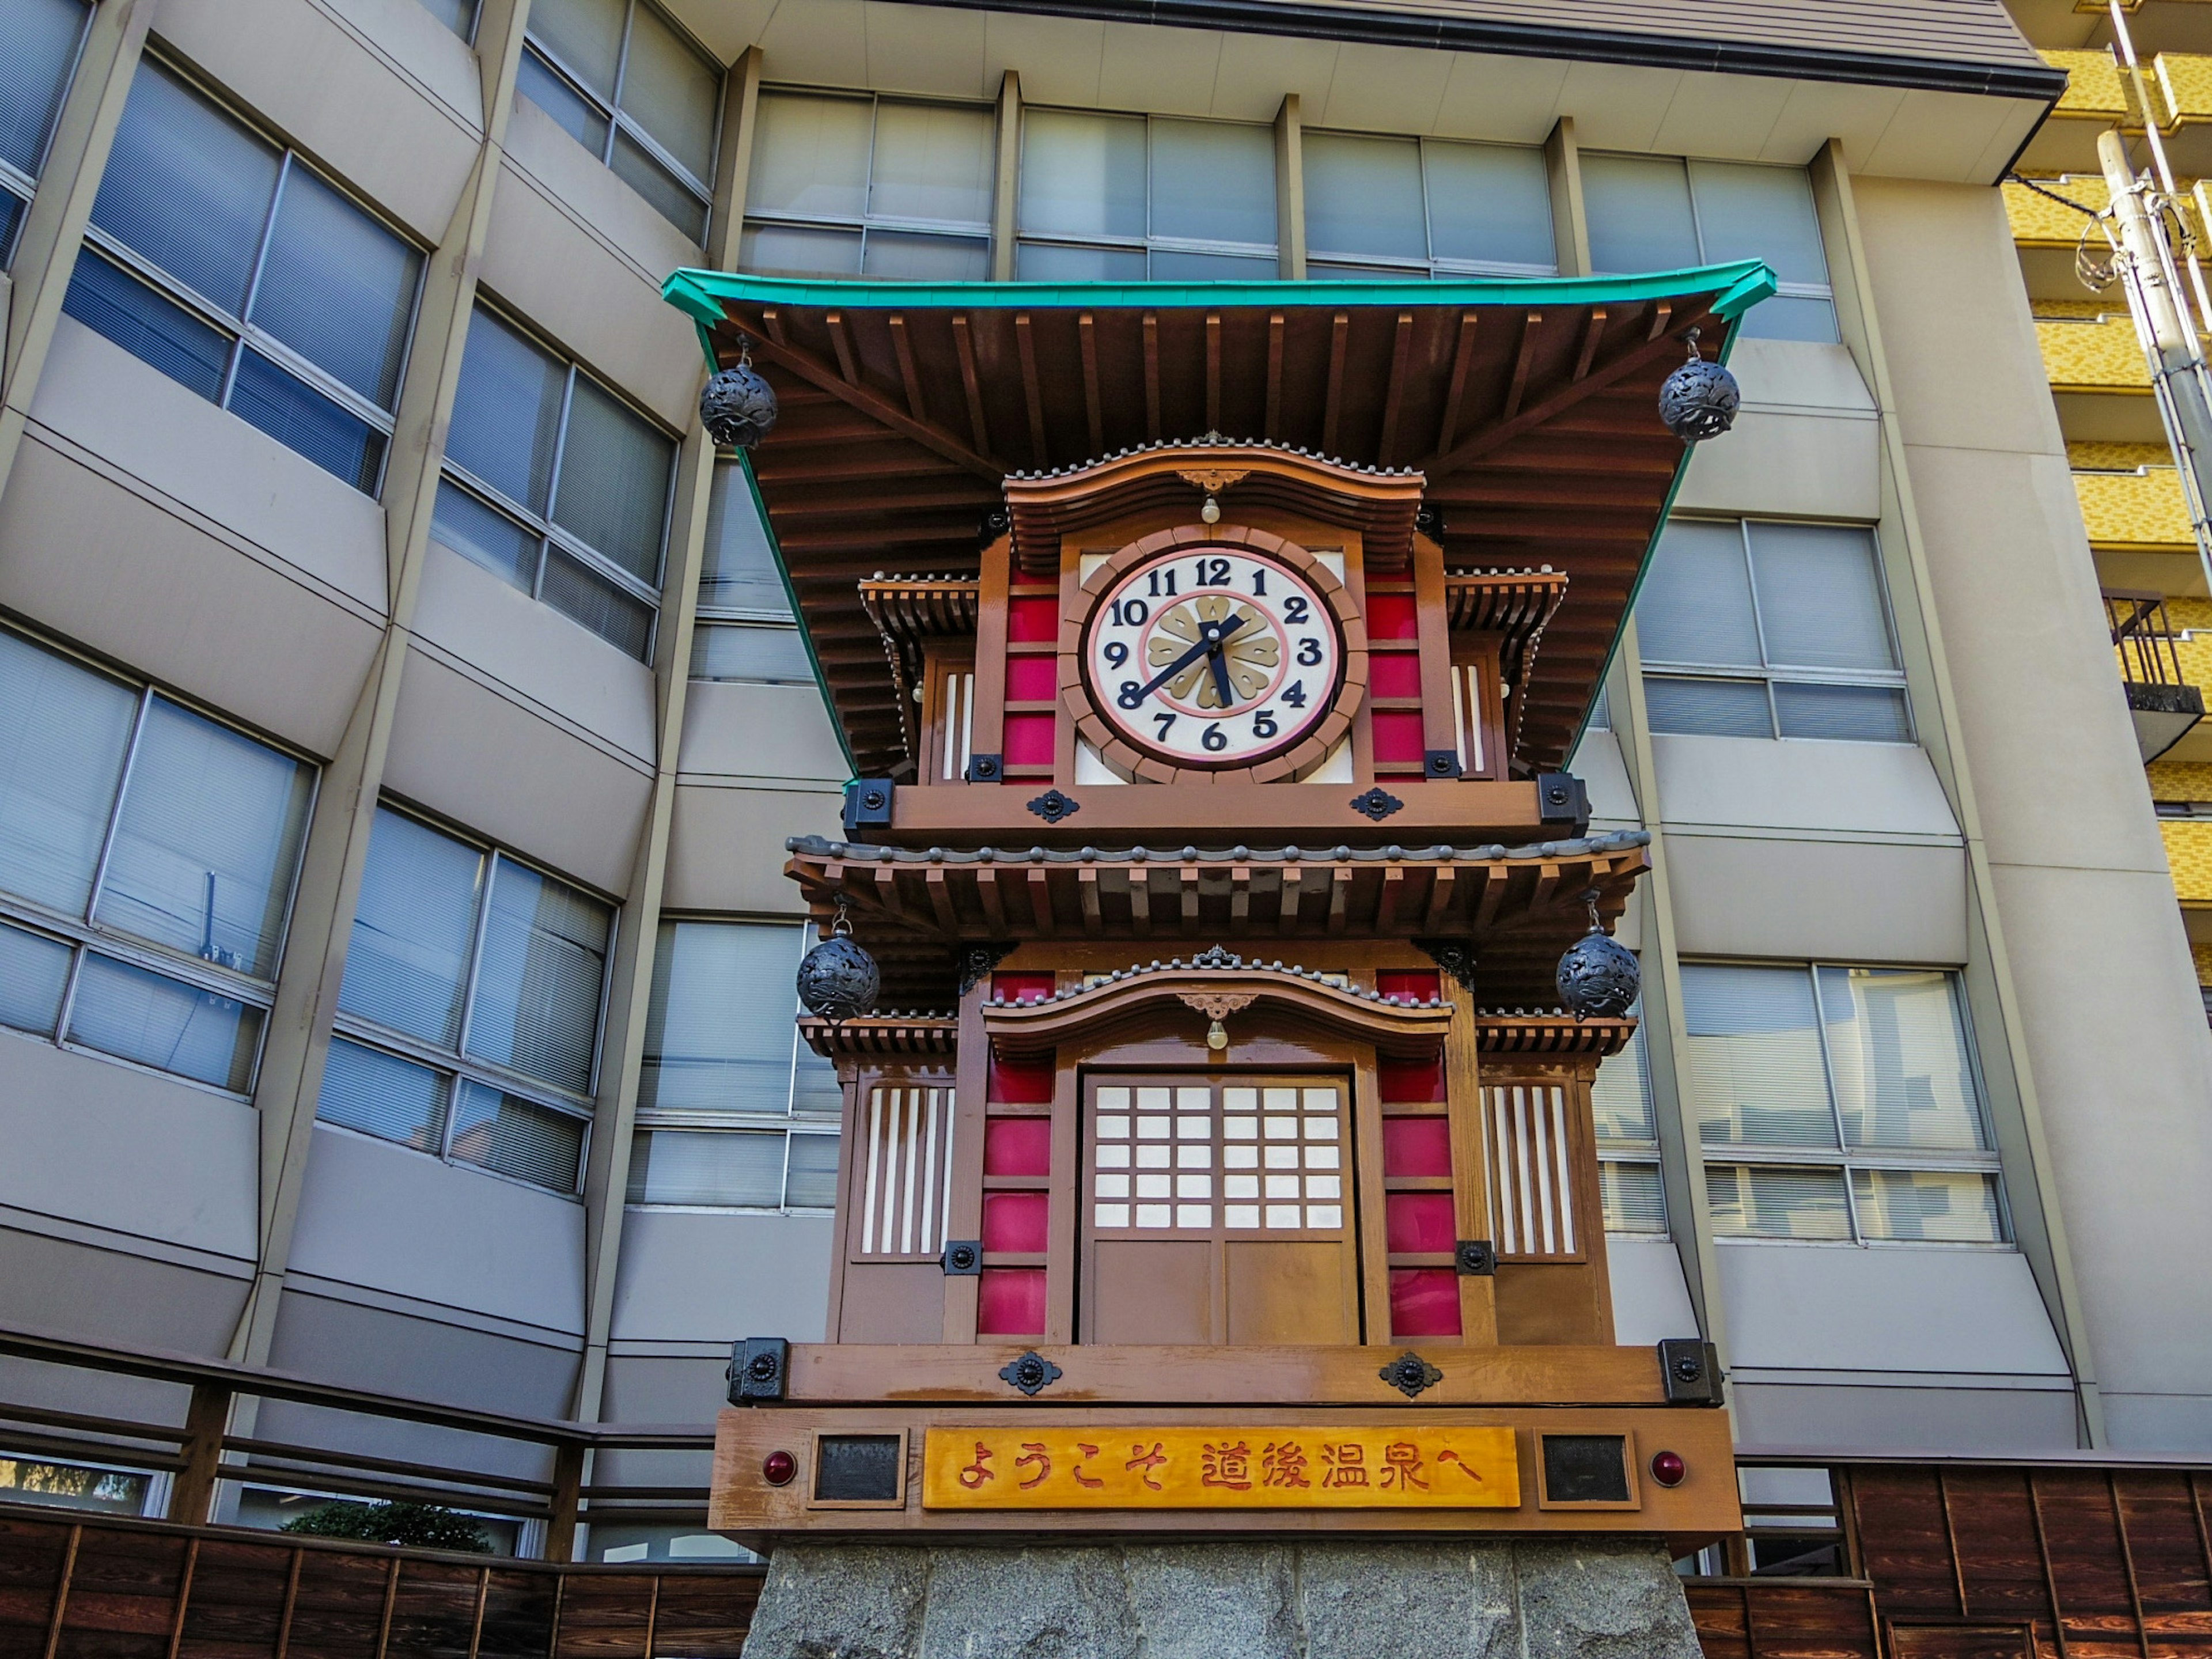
1111,597,1149,627
1282,680,1307,709
1104,640,1128,669
1253,709,1278,739
1153,712,1176,741
1118,680,1143,710
1251,569,1268,597
1202,722,1228,752
1296,638,1323,666
1146,569,1177,599
1282,595,1309,624
1194,556,1230,587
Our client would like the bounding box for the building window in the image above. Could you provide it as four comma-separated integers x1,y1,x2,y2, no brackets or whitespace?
0,627,315,1094
419,0,480,39
1582,156,1836,343
1016,110,1276,280
433,305,675,661
0,0,93,265
628,919,843,1210
1637,520,1910,743
740,90,994,281
518,0,720,240
318,807,613,1195
1683,963,2005,1245
1302,132,1554,279
1592,997,1666,1236
690,460,815,684
62,61,422,494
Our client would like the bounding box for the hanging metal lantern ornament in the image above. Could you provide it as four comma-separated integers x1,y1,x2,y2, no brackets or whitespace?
700,335,779,450
1556,889,1640,1021
1657,327,1740,443
796,903,879,1025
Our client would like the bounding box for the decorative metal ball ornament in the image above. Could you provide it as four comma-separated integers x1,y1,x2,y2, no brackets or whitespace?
700,337,779,449
796,907,879,1024
1657,328,1740,443
1556,889,1641,1021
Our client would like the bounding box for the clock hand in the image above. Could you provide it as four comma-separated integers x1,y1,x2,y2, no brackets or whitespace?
1205,637,1236,711
1132,613,1249,703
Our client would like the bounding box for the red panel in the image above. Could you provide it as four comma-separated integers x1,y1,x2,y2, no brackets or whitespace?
1368,592,1420,639
1371,709,1425,764
1382,1116,1453,1177
983,1116,1053,1176
993,972,1057,1005
1378,1054,1446,1102
1377,969,1441,1005
1387,1192,1457,1253
976,1267,1048,1335
1389,1268,1462,1336
1369,652,1422,699
988,1052,1055,1103
1003,711,1056,766
982,1191,1051,1253
1005,656,1058,700
1007,596,1059,642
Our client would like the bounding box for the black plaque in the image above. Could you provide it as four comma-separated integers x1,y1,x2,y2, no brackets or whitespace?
1541,1434,1630,1504
814,1434,904,1502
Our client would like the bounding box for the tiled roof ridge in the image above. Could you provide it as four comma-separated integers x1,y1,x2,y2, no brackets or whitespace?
789,830,1650,864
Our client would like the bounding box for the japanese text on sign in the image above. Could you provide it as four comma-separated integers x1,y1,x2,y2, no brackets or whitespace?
920,1427,1520,1510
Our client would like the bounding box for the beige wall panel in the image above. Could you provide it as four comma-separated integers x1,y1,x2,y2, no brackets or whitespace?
383,650,652,893
665,779,839,914
1549,60,1682,152
414,543,658,764
1431,52,1570,144
0,1227,249,1357
1096,21,1226,118
979,12,1106,108
749,0,869,89
1730,1378,2078,1454
862,0,992,99
267,1287,579,1418
1315,42,1453,135
1608,1237,1697,1347
1863,90,2037,183
483,103,704,431
1210,32,1341,126
0,441,382,758
607,1209,833,1341
1760,81,1907,169
1666,832,1968,964
154,0,480,241
676,680,849,782
1730,339,1878,413
1649,733,1960,839
1675,409,1880,521
1569,728,1638,827
1648,70,1796,162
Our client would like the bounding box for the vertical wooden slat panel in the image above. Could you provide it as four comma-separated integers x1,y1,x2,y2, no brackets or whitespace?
2028,1471,2073,1659
41,1525,79,1659
164,1537,199,1659
272,1548,302,1659
372,1555,399,1659
466,1565,491,1659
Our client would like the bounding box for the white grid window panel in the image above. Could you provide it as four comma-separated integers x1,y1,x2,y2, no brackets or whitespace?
1092,1081,1343,1234
1484,1082,1578,1259
941,670,975,781
858,1084,953,1259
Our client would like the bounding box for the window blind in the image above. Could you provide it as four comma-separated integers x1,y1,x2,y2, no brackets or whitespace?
228,349,382,493
1681,964,1837,1149
1019,111,1145,241
641,920,801,1113
1590,1016,1656,1142
868,102,994,228
689,624,814,684
1150,119,1274,249
785,1131,840,1207
699,463,790,616
319,1036,448,1153
628,1126,787,1206
465,858,612,1097
615,2,718,182
1747,523,1897,672
0,919,70,1036
63,252,230,399
449,1080,586,1191
1302,132,1425,264
446,310,565,513
1599,1162,1666,1234
0,630,135,916
339,808,484,1047
551,376,672,586
1638,521,1762,667
1706,1163,1852,1241
251,166,419,408
1582,154,1699,276
541,550,653,661
0,0,87,179
1817,967,1986,1151
67,951,261,1092
1425,143,1553,269
1850,1169,2002,1244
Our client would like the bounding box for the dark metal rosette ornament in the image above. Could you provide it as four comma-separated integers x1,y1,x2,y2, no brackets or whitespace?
700,335,779,450
796,902,879,1025
1657,327,1741,443
1555,889,1640,1021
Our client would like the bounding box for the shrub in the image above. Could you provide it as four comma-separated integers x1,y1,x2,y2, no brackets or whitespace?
279,1499,494,1553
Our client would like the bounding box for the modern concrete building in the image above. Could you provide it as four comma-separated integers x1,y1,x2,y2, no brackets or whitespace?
1,0,2208,1582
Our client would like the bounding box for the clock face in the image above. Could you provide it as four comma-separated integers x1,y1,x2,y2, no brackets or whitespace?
1081,544,1344,770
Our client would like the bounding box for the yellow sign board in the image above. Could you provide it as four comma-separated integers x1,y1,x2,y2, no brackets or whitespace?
921,1426,1520,1510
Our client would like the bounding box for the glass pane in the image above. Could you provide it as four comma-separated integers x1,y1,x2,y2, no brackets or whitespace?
92,64,279,316
1681,964,1838,1148
1774,683,1911,743
1851,1169,2003,1244
791,1038,842,1118
431,479,540,590
870,101,994,228
639,919,801,1113
1302,132,1425,262
1590,1015,1655,1141
0,190,22,266
527,0,623,100
615,2,717,182
1599,1161,1666,1234
748,93,871,220
1018,110,1144,241
1306,260,1422,282
0,0,86,177
1151,118,1274,248
0,919,71,1036
1706,1163,1852,1241
0,1456,149,1516
1582,153,1699,276
316,1035,448,1153
628,1127,785,1206
551,375,672,585
464,857,611,1095
1740,293,1839,344
1643,676,1774,738
517,48,610,154
1014,240,1145,282
1819,968,1985,1151
862,230,988,282
418,0,479,37
689,623,814,683
738,221,862,277
66,951,262,1091
785,1132,839,1207
0,628,137,916
447,309,566,513
609,128,706,240
1638,520,1760,666
700,461,789,615
92,697,312,978
1688,162,1828,287
1425,141,1555,270
541,547,654,660
338,808,484,1048
227,348,384,493
251,166,419,407
62,249,231,402
1749,523,1895,672
1149,248,1274,281
450,1080,585,1191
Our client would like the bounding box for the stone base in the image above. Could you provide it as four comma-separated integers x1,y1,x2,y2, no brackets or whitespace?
739,1539,1705,1659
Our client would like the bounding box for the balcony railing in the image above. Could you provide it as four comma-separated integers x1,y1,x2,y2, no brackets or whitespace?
2106,588,2206,759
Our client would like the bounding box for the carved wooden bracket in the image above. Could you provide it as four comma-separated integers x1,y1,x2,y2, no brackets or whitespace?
1173,467,1252,494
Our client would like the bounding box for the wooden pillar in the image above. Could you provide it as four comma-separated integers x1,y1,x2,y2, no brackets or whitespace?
1543,116,1590,278
991,71,1022,282
1444,995,1498,1344
1274,93,1306,282
544,1441,587,1563
166,1384,232,1527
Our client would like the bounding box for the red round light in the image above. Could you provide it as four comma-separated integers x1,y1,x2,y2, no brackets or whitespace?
762,1450,797,1487
1649,1450,1686,1488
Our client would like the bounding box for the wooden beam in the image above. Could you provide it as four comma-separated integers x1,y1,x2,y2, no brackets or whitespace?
1502,309,1543,421
1377,310,1414,465
1143,312,1161,440
952,313,993,459
1265,312,1284,438
1646,298,1672,340
741,323,1000,482
825,310,858,385
1079,312,1103,456
1573,306,1607,381
1426,319,1705,476
1436,311,1477,457
1205,312,1222,433
1015,312,1048,465
1321,311,1349,454
888,314,925,419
